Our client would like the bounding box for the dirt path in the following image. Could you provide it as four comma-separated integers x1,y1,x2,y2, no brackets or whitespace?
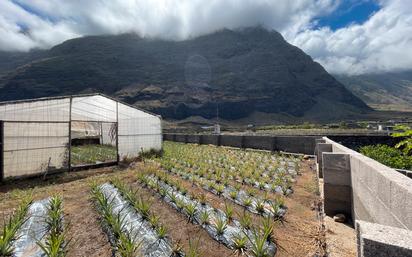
63,181,113,257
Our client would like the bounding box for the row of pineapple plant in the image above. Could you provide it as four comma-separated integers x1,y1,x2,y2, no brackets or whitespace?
155,162,286,219
159,142,300,195
137,170,277,257
0,194,32,256
37,196,69,257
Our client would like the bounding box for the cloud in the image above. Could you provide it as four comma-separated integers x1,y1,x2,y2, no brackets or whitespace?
0,0,411,75
290,0,412,74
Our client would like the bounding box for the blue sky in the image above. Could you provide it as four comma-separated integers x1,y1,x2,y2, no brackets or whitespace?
317,0,381,30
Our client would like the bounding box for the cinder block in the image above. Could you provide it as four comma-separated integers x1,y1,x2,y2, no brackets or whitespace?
324,184,352,202
322,153,351,186
389,178,412,230
356,220,412,257
353,193,374,222
316,143,332,178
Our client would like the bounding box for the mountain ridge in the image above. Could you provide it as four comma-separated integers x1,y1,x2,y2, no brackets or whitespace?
0,27,370,122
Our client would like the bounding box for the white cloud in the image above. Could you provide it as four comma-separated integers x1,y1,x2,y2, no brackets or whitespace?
289,0,412,74
0,0,411,75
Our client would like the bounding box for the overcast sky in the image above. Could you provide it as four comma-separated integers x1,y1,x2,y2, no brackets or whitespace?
0,0,411,75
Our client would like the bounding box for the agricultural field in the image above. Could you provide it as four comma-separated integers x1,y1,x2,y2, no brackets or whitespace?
0,142,324,257
71,144,117,166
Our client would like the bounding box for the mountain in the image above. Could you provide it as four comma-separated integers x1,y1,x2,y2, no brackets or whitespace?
336,71,412,112
0,27,370,122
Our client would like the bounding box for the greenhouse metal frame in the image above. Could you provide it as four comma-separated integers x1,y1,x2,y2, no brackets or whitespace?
0,93,162,181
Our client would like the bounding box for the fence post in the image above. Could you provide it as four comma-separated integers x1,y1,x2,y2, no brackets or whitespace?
68,96,72,172
116,101,120,163
0,121,3,182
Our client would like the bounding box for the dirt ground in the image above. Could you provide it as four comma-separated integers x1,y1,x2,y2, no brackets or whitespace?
0,157,355,257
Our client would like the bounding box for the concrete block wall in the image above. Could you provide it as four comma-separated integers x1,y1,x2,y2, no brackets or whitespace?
356,221,412,257
163,134,319,154
319,137,412,257
322,153,352,218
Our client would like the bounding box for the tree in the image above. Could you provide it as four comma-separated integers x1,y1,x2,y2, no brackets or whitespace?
392,125,412,155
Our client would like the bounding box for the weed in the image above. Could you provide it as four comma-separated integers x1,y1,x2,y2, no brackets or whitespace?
188,237,201,257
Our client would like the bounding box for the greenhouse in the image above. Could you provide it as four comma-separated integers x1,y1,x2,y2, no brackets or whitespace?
0,93,162,180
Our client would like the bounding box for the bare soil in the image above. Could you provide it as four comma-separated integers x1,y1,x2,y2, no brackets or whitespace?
0,158,333,257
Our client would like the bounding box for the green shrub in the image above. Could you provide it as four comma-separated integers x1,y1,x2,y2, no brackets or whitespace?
360,144,412,170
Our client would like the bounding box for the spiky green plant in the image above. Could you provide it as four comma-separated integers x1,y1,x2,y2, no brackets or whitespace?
117,232,141,257
229,190,238,200
224,203,234,221
261,217,274,241
184,203,197,222
198,193,207,206
215,184,225,196
149,214,160,228
255,199,265,214
199,210,210,225
239,212,252,230
175,198,185,210
168,191,178,203
249,229,270,257
90,184,140,257
214,216,227,236
242,197,252,208
188,237,201,257
0,195,32,256
37,195,69,257
156,224,167,239
232,233,247,255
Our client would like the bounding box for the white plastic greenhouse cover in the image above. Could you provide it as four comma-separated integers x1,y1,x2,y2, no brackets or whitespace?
0,94,162,179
